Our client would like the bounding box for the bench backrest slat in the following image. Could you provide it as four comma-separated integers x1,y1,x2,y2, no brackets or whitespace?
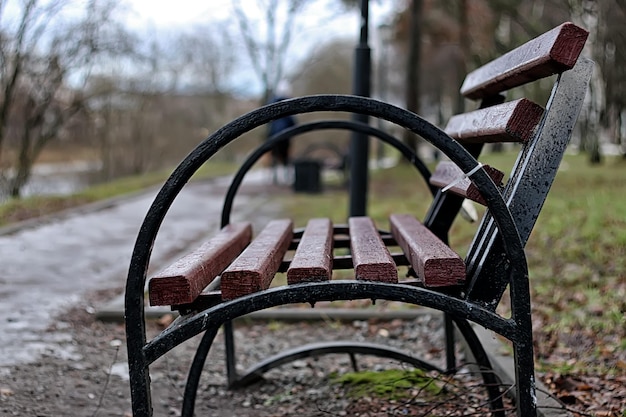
349,217,398,283
461,22,588,100
390,214,466,287
221,219,293,300
287,218,333,284
148,222,252,306
445,99,544,144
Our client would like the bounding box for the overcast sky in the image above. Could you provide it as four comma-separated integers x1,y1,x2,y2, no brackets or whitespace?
124,0,395,33
122,0,396,95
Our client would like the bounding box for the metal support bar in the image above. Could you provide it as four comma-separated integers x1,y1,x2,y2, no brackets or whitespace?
224,321,238,386
229,340,445,389
182,326,220,417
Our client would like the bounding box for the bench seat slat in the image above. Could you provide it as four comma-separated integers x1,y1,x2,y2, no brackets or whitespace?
148,222,252,306
461,22,588,100
430,162,505,205
445,99,544,144
221,219,293,300
390,214,465,287
349,217,398,283
287,218,333,284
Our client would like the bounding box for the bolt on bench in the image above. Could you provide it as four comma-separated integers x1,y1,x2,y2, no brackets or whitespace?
125,22,591,417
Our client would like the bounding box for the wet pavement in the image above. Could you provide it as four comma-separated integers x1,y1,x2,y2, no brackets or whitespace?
0,171,278,369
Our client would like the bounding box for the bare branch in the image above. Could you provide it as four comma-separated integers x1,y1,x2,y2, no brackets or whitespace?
231,0,311,100
0,0,133,197
232,0,264,77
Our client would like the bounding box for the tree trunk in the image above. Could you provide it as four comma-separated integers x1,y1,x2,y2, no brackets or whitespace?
570,0,604,164
402,0,423,158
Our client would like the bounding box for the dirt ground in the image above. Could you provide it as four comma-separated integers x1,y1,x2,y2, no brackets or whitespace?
2,285,624,417
0,286,524,417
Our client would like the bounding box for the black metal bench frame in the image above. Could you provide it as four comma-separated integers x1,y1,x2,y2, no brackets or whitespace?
125,23,592,417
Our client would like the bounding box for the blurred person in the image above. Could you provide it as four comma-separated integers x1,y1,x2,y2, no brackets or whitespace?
267,82,296,184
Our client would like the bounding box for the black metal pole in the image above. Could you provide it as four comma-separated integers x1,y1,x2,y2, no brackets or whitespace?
348,0,371,217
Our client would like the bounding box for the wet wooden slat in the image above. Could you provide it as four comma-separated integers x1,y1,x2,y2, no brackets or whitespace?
429,161,505,205
287,218,333,284
220,219,293,300
461,22,588,100
148,222,252,306
445,99,544,144
389,214,465,287
349,217,398,283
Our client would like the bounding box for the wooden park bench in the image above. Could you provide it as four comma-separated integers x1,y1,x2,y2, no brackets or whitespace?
125,22,592,417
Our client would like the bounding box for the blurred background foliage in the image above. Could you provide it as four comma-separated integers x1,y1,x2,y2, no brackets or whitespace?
0,0,623,200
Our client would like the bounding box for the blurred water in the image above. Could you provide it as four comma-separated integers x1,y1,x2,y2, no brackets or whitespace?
4,161,100,200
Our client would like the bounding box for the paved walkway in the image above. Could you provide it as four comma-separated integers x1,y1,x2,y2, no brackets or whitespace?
0,171,277,368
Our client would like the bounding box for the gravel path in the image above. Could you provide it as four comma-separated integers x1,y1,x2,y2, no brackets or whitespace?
3,289,513,416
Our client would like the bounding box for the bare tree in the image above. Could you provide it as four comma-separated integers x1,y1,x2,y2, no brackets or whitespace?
169,23,239,126
594,0,625,158
0,0,132,198
171,23,238,95
290,39,353,95
232,0,311,102
568,0,604,163
85,26,244,180
402,0,423,155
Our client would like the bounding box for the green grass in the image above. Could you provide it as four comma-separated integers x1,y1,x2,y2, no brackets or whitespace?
525,155,626,375
0,160,238,227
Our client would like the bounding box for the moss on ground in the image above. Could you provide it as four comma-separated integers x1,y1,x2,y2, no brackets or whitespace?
332,368,442,400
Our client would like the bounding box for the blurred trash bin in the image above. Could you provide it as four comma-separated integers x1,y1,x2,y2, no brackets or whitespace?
293,159,322,193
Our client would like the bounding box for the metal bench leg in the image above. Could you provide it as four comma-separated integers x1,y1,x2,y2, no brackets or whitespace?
181,326,220,417
453,318,506,417
444,312,456,373
513,315,537,417
514,345,537,417
349,352,359,372
224,320,238,386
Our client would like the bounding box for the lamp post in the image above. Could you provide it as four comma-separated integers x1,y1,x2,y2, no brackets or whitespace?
348,0,371,217
376,22,392,165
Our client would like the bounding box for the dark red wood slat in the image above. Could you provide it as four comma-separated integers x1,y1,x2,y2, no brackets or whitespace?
349,217,398,283
461,22,588,100
389,214,465,287
287,218,333,284
220,219,293,300
445,99,545,144
148,222,252,306
429,161,505,205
